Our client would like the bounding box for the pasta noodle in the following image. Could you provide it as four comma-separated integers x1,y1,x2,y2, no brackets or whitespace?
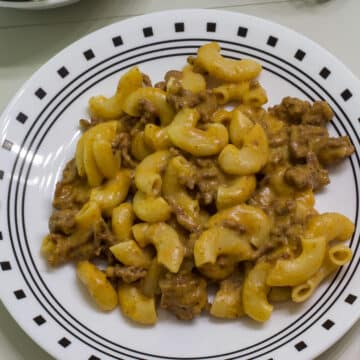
42,42,355,325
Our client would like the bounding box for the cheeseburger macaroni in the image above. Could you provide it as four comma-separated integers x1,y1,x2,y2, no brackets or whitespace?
42,42,355,324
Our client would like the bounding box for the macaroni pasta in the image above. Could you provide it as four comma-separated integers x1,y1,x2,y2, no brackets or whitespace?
42,42,355,325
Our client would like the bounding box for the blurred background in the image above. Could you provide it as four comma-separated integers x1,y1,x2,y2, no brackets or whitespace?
0,0,359,359
0,0,359,114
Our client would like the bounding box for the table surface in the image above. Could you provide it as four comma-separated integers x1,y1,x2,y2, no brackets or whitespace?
0,0,360,359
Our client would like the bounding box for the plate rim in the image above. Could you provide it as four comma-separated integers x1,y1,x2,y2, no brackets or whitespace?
0,0,79,10
1,8,360,360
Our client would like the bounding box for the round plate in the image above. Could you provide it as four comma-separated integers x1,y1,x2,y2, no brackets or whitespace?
0,9,359,360
0,0,79,10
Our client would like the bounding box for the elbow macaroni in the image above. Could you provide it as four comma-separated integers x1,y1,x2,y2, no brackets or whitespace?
208,204,271,248
219,123,269,175
291,250,344,303
133,222,185,273
266,236,327,287
118,284,157,325
77,261,118,311
243,262,273,322
181,65,207,93
144,123,171,150
162,156,200,231
89,66,143,120
76,121,120,186
199,258,236,281
210,273,244,319
304,213,355,242
328,244,352,266
167,108,229,156
122,87,175,126
89,170,131,215
194,226,254,267
111,203,135,242
193,42,262,82
110,240,152,268
43,41,355,325
213,81,267,106
131,131,153,161
216,175,256,210
135,150,171,196
133,191,172,223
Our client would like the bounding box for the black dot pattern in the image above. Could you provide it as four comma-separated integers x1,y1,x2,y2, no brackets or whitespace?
14,289,26,300
322,319,335,330
143,27,153,37
112,36,123,47
237,26,248,37
319,67,331,79
341,89,353,101
175,22,184,32
206,22,216,32
16,112,28,124
0,261,11,271
35,88,46,100
58,337,71,348
0,231,3,240
345,294,357,304
295,341,307,351
83,49,95,60
2,140,13,151
89,356,101,360
0,170,3,180
33,315,46,326
294,49,306,61
57,66,69,78
267,36,278,47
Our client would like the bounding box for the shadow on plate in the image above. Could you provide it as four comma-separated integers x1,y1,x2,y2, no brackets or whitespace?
0,301,52,359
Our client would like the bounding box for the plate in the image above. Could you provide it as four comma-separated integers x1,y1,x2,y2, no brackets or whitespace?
0,9,359,360
0,0,79,10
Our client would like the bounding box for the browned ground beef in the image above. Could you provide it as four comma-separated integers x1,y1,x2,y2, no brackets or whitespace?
289,124,328,160
269,97,333,126
167,198,201,232
165,73,218,122
61,159,78,184
284,153,330,191
52,160,89,210
106,265,147,283
159,273,208,320
302,100,333,126
142,73,152,87
94,218,117,247
44,231,97,266
317,136,354,165
191,157,224,205
45,214,116,265
138,98,158,121
112,132,139,168
266,98,354,193
167,84,203,111
196,91,218,123
164,70,183,82
49,209,78,235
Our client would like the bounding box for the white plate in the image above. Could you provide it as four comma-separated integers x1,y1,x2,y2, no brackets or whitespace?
0,0,79,10
0,9,359,360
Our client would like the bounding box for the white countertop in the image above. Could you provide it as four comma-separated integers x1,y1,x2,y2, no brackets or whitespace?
0,0,360,359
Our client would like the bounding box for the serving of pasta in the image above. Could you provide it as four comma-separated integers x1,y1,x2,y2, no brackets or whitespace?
42,42,355,325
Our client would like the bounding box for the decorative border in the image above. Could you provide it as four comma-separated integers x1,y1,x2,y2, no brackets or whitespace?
0,15,359,360
12,42,360,359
